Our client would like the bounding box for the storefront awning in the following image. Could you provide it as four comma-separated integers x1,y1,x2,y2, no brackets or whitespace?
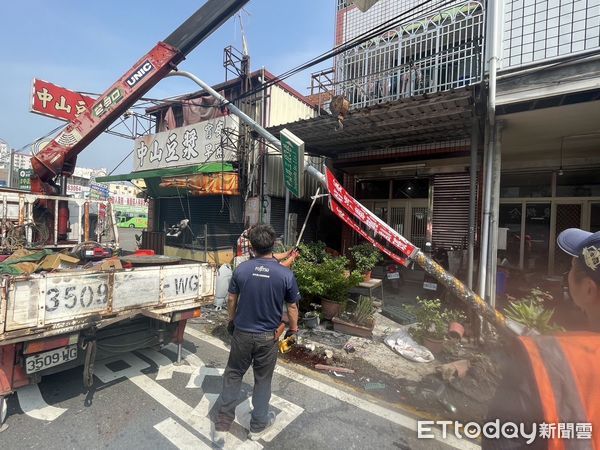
267,87,476,158
96,162,235,183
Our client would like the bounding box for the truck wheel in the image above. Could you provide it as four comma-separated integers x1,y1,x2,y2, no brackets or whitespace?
129,224,135,228
0,395,7,429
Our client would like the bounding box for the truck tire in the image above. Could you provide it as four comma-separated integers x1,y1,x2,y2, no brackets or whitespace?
129,224,135,228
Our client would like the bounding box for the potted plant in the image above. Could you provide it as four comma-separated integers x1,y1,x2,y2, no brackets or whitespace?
332,295,376,338
303,303,321,329
504,288,564,334
406,298,449,354
293,244,362,319
350,243,383,281
446,309,467,340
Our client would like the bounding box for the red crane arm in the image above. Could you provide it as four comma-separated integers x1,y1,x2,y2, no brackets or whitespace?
30,0,249,194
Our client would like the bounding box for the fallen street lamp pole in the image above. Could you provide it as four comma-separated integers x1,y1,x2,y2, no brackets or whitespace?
169,70,531,339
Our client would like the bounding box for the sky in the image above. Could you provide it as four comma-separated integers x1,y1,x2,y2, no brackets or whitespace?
0,0,334,173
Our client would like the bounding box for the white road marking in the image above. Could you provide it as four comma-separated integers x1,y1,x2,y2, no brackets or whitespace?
154,417,211,449
137,348,196,381
16,384,67,421
95,352,261,450
185,327,479,450
186,365,224,389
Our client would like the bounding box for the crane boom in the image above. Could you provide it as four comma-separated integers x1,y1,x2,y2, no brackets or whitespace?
30,0,249,195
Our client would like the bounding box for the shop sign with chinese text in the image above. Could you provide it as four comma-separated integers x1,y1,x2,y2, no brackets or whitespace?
30,79,95,122
132,116,238,172
280,128,304,198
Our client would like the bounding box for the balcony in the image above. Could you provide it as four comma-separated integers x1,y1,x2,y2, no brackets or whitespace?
313,1,485,110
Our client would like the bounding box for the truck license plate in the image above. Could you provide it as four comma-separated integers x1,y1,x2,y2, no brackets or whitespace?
25,345,78,374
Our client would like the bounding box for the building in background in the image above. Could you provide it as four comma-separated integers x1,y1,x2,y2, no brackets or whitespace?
273,0,600,305
275,0,486,262
99,66,319,262
493,0,600,281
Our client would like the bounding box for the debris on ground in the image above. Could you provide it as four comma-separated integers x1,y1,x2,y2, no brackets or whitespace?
437,359,471,381
384,329,434,363
315,364,355,374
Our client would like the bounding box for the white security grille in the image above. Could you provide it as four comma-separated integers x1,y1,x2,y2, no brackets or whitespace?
335,2,485,108
502,0,600,69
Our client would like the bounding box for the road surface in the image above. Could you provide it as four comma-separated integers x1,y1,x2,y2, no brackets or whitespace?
1,324,478,449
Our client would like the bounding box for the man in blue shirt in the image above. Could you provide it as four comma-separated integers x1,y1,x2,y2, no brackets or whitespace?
213,224,300,446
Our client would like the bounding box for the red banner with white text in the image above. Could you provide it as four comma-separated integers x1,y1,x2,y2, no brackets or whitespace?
325,168,417,257
31,78,96,122
331,200,408,266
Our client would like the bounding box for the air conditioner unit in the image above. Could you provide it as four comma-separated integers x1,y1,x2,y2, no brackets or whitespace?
351,0,380,12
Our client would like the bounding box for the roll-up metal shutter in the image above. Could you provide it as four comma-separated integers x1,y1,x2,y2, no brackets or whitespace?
158,196,244,250
432,173,474,249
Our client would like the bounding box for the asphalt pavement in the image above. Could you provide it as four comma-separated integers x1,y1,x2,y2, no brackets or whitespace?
1,324,479,449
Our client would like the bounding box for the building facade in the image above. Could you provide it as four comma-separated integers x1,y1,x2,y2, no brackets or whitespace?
273,0,600,304
100,69,319,260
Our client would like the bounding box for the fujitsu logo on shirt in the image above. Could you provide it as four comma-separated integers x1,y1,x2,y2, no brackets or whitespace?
255,265,270,273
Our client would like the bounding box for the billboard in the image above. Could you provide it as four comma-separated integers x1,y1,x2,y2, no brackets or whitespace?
31,78,96,122
132,115,239,172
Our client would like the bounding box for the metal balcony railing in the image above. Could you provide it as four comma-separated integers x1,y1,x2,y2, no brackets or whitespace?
315,1,485,110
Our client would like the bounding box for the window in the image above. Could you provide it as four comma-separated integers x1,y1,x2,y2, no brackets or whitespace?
392,178,429,198
501,172,552,198
556,169,600,197
356,180,390,199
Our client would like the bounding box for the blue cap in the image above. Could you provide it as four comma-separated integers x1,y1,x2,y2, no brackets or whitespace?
557,228,600,280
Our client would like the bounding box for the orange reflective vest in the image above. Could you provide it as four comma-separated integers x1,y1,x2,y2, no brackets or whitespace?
520,333,600,449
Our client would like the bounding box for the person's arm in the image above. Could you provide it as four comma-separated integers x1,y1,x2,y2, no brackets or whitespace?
227,270,240,335
287,302,299,332
278,248,300,268
227,293,238,321
273,249,292,261
284,273,302,337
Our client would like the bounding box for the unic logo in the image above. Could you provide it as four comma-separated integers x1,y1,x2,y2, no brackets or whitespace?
126,60,155,88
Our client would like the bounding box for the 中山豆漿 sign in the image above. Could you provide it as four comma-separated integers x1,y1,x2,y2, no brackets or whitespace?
132,116,238,171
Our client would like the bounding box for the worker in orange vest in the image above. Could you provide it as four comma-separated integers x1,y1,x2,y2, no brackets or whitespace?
484,228,600,449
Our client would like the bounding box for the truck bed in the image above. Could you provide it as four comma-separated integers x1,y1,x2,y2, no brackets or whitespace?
0,263,215,345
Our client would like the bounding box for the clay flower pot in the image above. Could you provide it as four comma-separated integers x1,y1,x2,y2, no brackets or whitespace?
362,271,372,282
423,336,444,354
321,298,342,320
448,322,465,340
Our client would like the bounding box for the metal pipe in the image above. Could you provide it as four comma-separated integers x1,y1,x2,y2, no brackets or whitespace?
84,202,90,242
53,200,59,246
478,123,494,299
166,71,282,151
284,190,290,245
487,121,503,307
204,223,208,263
467,118,478,289
177,343,182,364
77,203,83,244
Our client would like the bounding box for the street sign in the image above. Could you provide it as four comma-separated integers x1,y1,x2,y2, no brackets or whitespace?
280,128,304,198
18,169,32,190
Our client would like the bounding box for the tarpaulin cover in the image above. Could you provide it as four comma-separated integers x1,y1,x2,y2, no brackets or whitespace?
0,249,54,275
